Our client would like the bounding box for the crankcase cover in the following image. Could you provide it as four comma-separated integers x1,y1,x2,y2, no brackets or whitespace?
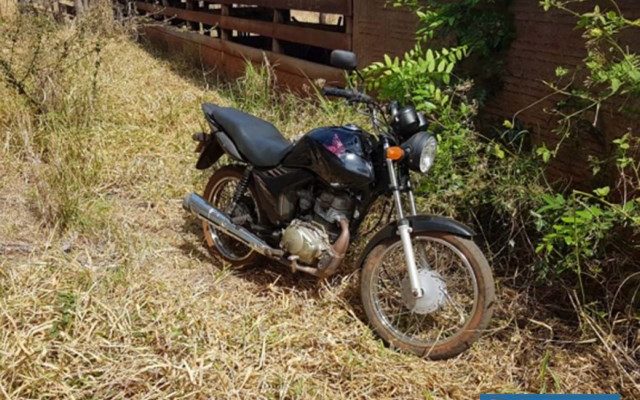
280,220,331,265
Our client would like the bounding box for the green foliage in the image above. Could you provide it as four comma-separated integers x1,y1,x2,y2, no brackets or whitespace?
532,1,640,286
367,0,639,309
534,134,640,281
51,291,78,337
542,1,640,157
391,0,514,102
364,45,466,111
395,0,514,57
364,0,543,262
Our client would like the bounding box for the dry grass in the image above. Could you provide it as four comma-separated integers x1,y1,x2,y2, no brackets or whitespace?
0,4,637,399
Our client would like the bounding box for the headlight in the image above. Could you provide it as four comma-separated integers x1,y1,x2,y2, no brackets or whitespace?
402,132,437,173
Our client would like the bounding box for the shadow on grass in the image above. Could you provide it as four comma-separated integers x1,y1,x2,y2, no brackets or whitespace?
135,32,226,95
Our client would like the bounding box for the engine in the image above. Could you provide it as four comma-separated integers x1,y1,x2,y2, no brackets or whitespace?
280,220,333,265
280,190,353,265
313,191,353,225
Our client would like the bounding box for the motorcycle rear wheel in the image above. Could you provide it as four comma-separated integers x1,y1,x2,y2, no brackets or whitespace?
360,232,495,359
202,165,262,267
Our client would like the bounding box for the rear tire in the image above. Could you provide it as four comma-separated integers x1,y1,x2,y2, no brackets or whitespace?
201,165,263,268
360,232,495,359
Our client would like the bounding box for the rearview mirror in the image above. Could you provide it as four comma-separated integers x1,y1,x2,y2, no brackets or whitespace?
330,50,358,71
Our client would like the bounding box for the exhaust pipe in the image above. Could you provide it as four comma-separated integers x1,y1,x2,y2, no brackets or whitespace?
182,193,284,258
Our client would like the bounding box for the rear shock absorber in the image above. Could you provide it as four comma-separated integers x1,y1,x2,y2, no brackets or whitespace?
227,166,253,216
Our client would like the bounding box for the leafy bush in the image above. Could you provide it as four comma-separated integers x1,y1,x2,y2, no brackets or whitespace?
364,46,466,111
365,0,639,308
532,1,640,290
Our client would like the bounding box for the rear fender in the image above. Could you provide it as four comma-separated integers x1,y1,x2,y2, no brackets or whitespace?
196,103,225,170
196,139,224,170
356,215,476,268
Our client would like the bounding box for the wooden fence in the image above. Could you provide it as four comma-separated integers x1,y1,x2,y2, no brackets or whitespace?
130,0,352,88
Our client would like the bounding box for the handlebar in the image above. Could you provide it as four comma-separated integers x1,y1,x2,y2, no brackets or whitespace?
322,86,375,104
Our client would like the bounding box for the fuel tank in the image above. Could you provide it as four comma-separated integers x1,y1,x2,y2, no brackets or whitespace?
282,125,375,188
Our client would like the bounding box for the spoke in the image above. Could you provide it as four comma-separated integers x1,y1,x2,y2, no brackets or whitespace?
407,312,420,337
387,310,412,319
445,291,469,324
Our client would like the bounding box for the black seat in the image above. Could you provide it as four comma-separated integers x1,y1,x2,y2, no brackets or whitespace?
202,104,291,168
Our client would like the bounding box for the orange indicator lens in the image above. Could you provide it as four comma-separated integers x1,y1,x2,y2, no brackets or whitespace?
386,146,405,160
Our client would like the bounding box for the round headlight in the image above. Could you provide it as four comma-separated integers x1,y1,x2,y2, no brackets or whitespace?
419,135,437,173
402,132,437,173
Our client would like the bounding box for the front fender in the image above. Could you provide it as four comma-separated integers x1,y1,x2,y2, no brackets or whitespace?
356,215,476,268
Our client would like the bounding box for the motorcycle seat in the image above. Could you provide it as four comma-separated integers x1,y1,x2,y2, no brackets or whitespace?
202,103,292,168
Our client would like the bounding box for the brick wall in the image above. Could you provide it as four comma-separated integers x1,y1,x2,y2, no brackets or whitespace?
352,0,417,67
482,0,640,188
352,0,640,188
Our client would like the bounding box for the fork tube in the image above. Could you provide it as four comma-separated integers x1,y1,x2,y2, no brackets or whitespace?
384,143,423,299
387,158,404,220
407,182,418,216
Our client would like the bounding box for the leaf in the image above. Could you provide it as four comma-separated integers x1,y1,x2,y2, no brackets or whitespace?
437,59,447,73
610,78,621,94
445,61,455,74
555,66,569,77
593,186,610,197
384,54,393,67
536,145,552,163
426,49,435,66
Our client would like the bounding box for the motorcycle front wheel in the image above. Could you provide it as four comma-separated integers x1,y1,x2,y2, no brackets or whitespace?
360,232,495,359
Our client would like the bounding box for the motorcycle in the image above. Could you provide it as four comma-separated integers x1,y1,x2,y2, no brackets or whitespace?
182,50,495,359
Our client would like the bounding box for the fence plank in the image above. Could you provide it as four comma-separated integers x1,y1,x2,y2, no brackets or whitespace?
136,2,351,50
142,24,345,86
137,2,219,25
203,0,352,16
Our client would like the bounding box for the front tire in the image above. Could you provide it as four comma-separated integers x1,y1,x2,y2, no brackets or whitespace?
360,232,495,359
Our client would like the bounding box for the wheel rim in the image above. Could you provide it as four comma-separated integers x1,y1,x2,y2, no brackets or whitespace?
206,175,257,261
369,235,479,349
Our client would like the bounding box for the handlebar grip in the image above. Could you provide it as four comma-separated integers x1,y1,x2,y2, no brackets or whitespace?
354,92,374,104
322,86,376,105
322,86,354,99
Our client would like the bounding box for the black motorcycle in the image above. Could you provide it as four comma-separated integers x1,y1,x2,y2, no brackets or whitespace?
183,50,495,359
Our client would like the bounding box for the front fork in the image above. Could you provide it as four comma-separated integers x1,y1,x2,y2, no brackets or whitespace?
384,143,423,299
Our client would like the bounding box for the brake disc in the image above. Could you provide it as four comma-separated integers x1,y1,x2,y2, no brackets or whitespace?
401,269,448,315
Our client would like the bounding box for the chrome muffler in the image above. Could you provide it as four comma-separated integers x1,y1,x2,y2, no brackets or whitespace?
182,193,284,258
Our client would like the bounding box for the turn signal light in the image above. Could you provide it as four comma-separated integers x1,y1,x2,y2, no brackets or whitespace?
386,146,405,160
